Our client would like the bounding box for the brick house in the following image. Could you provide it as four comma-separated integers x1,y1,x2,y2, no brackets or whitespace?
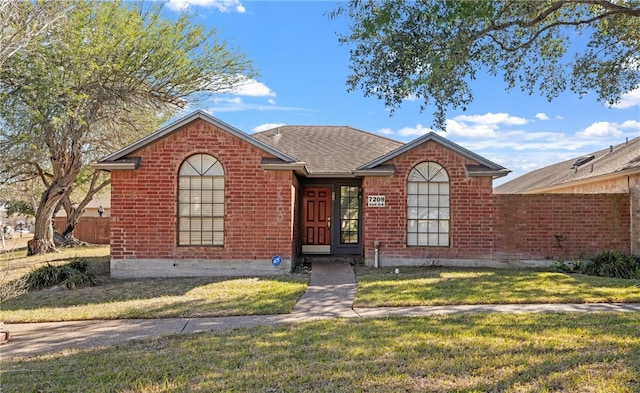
94,111,631,277
496,136,640,255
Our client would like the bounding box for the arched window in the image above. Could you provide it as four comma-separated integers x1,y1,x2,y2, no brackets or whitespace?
178,154,224,246
407,162,449,247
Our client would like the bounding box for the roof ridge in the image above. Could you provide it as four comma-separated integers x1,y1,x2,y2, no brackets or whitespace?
252,124,404,145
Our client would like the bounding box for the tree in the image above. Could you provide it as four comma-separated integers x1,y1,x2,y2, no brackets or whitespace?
0,0,69,68
0,1,256,255
333,0,640,129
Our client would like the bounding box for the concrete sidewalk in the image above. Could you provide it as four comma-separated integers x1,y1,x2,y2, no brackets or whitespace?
2,262,640,359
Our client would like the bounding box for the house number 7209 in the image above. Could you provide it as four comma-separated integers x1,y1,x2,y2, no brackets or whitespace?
367,195,386,207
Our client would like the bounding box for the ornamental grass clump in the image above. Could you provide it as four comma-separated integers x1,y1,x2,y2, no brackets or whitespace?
25,259,97,290
582,251,640,280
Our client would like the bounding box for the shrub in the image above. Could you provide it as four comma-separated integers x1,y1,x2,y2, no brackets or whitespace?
582,251,640,279
25,259,97,290
551,258,583,273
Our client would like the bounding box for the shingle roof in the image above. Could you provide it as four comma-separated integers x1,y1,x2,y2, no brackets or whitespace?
94,111,510,179
252,126,404,175
495,136,640,194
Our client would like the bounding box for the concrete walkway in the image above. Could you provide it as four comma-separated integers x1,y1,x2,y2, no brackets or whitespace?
2,262,640,359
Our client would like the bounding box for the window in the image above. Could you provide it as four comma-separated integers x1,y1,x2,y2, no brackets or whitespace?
340,186,359,244
407,162,449,247
178,154,224,246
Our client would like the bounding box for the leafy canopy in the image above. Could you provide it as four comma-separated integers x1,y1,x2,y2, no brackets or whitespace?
333,0,640,129
0,0,256,254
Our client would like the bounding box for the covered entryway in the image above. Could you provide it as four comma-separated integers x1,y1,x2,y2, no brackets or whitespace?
300,182,362,256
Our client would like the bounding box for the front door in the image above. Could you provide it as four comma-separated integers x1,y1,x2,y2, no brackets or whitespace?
301,187,331,254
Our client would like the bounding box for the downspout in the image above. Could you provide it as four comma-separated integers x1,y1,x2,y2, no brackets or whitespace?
374,241,380,268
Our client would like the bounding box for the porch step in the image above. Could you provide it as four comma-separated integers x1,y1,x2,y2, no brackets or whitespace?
300,255,364,266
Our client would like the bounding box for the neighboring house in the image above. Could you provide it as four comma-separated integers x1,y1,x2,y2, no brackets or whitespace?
93,111,631,277
54,192,111,218
495,136,640,254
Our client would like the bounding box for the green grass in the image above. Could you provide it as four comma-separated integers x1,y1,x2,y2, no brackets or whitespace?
1,242,111,283
3,312,639,392
1,244,308,322
354,266,640,307
0,275,308,322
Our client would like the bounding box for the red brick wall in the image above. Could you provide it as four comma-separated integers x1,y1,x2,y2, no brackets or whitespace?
110,119,295,261
493,194,631,260
361,140,632,264
362,140,495,261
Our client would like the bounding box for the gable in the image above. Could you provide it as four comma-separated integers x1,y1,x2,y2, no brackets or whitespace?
93,110,296,170
359,132,510,178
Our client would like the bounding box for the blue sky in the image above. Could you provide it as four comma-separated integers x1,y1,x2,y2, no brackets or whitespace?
165,0,640,185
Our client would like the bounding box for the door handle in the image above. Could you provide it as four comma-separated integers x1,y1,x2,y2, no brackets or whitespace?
327,217,331,228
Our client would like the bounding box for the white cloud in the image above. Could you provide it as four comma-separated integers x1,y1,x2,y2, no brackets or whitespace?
252,123,286,133
229,77,276,97
397,124,433,137
166,0,246,12
377,128,394,135
620,120,640,130
577,121,623,138
535,112,550,121
213,97,243,104
268,98,276,105
612,86,640,108
454,112,529,126
445,119,497,138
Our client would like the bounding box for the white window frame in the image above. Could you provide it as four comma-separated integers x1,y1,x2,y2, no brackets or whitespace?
177,154,224,246
407,161,450,247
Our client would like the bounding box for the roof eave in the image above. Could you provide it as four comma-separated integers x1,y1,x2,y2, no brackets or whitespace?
466,168,512,179
352,168,396,177
261,161,310,176
306,172,358,179
91,157,141,171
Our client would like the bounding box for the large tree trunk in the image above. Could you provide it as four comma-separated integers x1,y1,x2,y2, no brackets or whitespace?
27,182,70,255
57,197,85,247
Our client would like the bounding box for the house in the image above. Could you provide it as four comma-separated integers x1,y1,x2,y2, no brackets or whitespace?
93,111,631,277
495,136,640,254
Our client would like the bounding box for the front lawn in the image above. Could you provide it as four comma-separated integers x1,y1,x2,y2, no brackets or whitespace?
0,275,309,322
3,312,639,392
1,245,308,323
354,266,640,307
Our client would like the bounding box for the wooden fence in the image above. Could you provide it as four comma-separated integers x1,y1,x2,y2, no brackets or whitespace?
54,217,110,245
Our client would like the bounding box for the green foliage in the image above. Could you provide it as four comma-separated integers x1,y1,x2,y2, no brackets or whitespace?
551,258,584,274
24,259,97,291
0,0,256,253
2,199,34,217
333,0,640,129
582,251,640,280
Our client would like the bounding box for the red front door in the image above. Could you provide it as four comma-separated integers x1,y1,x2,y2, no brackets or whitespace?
302,187,331,254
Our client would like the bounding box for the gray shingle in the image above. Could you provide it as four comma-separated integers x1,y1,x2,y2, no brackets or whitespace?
495,136,640,193
252,126,404,175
